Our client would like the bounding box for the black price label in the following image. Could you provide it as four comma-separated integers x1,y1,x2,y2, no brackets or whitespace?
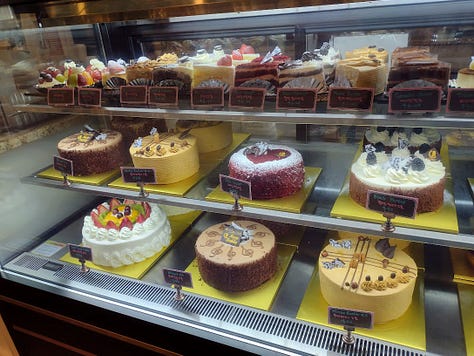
219,174,252,200
191,87,224,108
276,88,317,111
229,87,266,110
328,87,374,111
388,87,442,113
447,88,474,113
78,88,101,107
121,167,156,184
120,86,148,104
163,268,193,288
148,86,178,106
366,190,418,219
53,155,73,175
68,244,92,261
47,87,74,106
328,307,374,329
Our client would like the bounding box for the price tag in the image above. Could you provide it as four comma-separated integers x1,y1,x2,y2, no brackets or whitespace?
191,87,224,108
388,87,442,113
120,86,148,105
163,268,193,288
47,87,74,106
276,88,317,111
148,86,178,106
53,155,73,176
328,307,374,329
229,87,266,110
366,190,418,219
121,167,156,184
219,174,252,200
446,88,474,113
68,244,92,261
78,88,101,107
327,87,374,111
221,224,243,246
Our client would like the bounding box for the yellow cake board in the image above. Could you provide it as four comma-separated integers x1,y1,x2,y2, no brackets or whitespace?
60,210,202,279
330,144,458,234
205,167,322,213
199,132,250,163
183,244,296,311
37,166,120,186
450,248,474,285
458,284,474,355
296,268,426,351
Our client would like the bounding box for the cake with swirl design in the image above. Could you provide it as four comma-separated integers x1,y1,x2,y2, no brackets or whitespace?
319,236,418,324
194,220,277,292
82,198,171,268
349,142,446,213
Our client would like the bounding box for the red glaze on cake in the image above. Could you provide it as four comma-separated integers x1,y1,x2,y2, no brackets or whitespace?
228,142,305,200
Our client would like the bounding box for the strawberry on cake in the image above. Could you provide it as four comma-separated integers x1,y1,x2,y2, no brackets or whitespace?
228,142,305,200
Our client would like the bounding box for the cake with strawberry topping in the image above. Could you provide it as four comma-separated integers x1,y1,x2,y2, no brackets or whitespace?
228,142,305,200
82,198,171,268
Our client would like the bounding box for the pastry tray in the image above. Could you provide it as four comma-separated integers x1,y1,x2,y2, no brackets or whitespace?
205,166,322,213
330,144,459,234
450,248,474,285
458,284,474,355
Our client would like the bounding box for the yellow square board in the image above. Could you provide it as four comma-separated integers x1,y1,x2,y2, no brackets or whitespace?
205,167,322,213
60,210,202,279
458,284,474,355
37,166,120,185
450,248,474,285
296,268,426,351
183,244,296,311
330,145,458,234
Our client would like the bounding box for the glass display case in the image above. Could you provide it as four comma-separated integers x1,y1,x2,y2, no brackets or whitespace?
0,1,473,355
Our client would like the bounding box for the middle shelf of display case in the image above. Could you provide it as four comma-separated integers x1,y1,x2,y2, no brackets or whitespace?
12,104,474,129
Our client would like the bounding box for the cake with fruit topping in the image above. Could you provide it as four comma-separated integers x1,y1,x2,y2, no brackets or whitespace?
195,220,277,292
175,120,232,153
57,127,126,176
349,143,446,213
228,142,305,200
129,128,199,184
82,198,171,268
456,56,474,88
319,236,418,323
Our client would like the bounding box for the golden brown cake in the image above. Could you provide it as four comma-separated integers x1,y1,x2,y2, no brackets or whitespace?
195,220,277,292
457,67,474,88
192,64,235,88
319,236,418,324
335,57,387,95
175,120,232,153
129,131,199,184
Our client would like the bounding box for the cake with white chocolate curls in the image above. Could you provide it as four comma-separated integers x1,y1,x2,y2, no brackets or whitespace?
319,236,418,324
195,220,277,292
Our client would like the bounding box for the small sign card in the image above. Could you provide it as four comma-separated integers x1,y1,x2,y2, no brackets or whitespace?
388,87,442,113
78,87,101,107
53,155,73,176
219,174,252,200
163,268,193,288
121,167,156,184
221,223,244,246
47,87,74,106
148,86,178,106
328,307,374,329
366,190,418,219
446,88,474,113
229,87,266,110
191,87,224,108
68,244,92,261
120,85,148,105
327,87,374,111
276,88,317,111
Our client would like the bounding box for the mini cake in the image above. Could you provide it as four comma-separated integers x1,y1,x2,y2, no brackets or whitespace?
175,120,233,153
228,142,305,200
193,64,235,89
102,59,128,88
57,128,125,176
319,236,418,324
152,64,193,96
129,129,199,184
349,144,446,213
110,117,167,149
82,198,171,268
195,220,277,292
301,42,341,87
456,56,474,88
335,57,387,95
126,54,179,83
278,60,327,92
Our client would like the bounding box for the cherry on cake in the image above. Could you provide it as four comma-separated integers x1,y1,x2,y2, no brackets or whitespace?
319,236,418,324
194,220,277,292
228,142,305,200
82,198,171,268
